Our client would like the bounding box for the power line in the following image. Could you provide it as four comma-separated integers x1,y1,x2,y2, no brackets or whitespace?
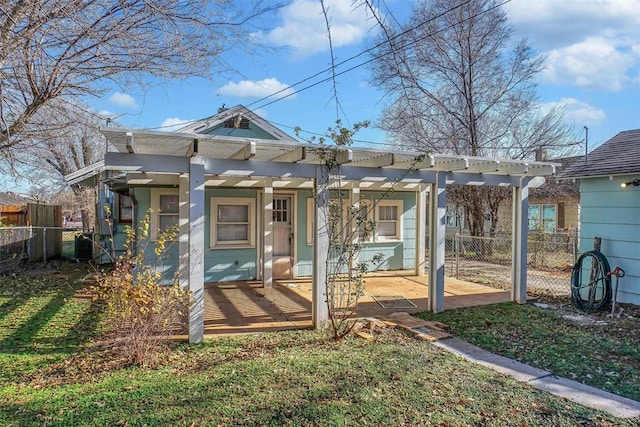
145,0,513,139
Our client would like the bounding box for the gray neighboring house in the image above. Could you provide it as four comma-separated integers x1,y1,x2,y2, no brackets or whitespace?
559,129,640,305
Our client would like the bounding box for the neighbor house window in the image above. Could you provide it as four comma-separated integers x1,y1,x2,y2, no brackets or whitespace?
150,189,179,240
211,198,255,248
118,194,133,224
376,200,403,241
529,203,556,233
445,204,464,228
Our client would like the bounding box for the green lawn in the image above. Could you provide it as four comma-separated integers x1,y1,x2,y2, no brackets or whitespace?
0,265,637,426
417,301,640,401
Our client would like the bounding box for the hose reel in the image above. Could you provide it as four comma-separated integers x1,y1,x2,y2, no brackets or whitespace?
571,250,612,311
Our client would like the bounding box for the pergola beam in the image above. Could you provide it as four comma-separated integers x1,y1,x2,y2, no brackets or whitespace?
499,162,529,175
230,141,256,160
125,132,137,153
335,149,353,165
525,164,556,176
467,160,500,173
351,153,394,168
271,146,306,163
433,158,469,171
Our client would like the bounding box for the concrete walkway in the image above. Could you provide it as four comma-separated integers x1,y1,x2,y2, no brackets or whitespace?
384,313,640,419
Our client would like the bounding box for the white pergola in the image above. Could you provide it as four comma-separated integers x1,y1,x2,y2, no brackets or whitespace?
72,128,558,343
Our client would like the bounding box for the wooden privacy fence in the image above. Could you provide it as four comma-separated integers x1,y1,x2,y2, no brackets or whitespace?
27,204,63,262
0,203,65,269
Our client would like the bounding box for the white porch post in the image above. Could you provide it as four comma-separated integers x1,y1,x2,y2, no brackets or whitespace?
263,180,274,288
415,184,427,276
312,165,329,328
188,157,205,344
428,173,446,313
350,186,360,271
511,178,529,303
178,174,189,292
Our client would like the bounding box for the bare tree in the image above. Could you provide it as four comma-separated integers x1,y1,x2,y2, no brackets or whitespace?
367,0,574,236
0,0,283,162
13,100,105,231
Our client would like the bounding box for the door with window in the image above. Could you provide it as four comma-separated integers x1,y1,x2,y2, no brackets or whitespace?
273,195,293,278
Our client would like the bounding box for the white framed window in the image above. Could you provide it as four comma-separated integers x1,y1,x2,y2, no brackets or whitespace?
211,198,255,248
306,197,402,243
376,200,403,241
118,194,133,224
150,189,179,240
445,204,464,228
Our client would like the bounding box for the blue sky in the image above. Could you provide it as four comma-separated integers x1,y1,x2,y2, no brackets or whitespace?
94,0,640,152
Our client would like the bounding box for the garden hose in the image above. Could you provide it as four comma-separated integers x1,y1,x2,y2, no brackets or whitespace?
571,250,612,311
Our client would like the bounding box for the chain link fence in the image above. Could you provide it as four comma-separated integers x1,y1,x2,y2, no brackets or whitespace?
428,231,578,296
0,227,85,272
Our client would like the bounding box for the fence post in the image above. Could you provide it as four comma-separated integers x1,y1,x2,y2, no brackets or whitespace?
43,227,47,264
455,233,460,279
27,226,33,261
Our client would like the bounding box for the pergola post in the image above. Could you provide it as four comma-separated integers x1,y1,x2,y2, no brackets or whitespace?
428,173,446,312
178,174,189,292
350,186,360,270
312,165,330,328
415,184,427,276
188,157,205,344
263,180,274,288
511,178,529,303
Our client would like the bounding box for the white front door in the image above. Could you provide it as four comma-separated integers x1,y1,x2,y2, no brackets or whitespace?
273,195,293,278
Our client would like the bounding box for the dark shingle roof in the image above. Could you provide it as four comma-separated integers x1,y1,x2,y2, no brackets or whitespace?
531,156,582,198
558,129,640,179
0,192,38,205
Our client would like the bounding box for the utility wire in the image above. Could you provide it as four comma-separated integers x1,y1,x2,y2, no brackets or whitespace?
143,0,513,143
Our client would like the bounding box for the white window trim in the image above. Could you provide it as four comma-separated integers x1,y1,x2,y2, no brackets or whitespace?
529,203,557,233
355,199,373,243
210,198,256,248
306,197,403,244
150,188,179,241
375,199,403,242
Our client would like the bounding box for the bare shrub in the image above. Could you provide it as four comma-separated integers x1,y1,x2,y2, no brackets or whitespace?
92,213,189,367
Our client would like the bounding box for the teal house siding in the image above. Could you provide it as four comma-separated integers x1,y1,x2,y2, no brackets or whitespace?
359,191,417,270
205,188,258,282
294,191,313,277
202,124,278,140
126,187,259,283
579,176,640,304
295,191,417,276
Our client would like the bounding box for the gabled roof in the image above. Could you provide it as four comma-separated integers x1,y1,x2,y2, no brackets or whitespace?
558,129,640,179
176,105,297,142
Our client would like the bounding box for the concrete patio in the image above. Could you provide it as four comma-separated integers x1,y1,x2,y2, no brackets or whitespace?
202,272,510,336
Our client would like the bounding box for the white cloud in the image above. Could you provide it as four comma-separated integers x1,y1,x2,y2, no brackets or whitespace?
217,78,296,99
542,37,637,91
506,0,640,50
541,97,606,126
262,0,376,57
160,117,193,131
108,92,138,109
506,1,640,92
